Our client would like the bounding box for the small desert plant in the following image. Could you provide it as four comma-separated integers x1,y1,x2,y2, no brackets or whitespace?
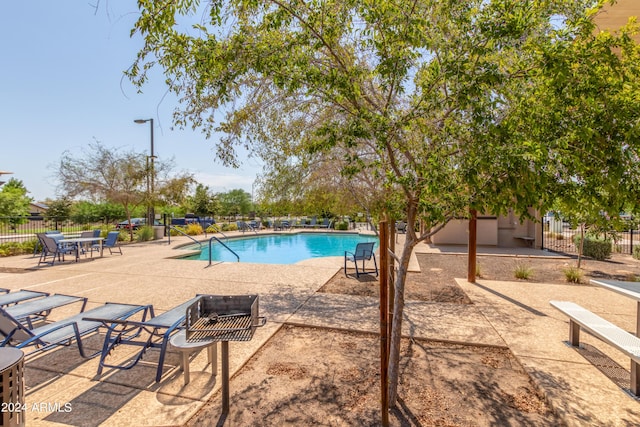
221,223,239,232
206,224,221,233
136,225,154,242
564,266,583,283
624,273,640,282
475,263,483,278
185,223,204,235
514,263,533,280
633,245,640,260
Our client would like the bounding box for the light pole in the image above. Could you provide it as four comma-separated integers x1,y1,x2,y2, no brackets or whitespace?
134,118,155,226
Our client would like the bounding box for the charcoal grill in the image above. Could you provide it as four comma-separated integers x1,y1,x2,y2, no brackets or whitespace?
185,295,266,343
183,294,267,416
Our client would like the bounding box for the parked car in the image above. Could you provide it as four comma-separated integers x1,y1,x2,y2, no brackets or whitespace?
115,218,146,230
115,218,161,230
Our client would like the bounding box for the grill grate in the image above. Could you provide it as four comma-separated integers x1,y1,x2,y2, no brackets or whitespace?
185,295,265,343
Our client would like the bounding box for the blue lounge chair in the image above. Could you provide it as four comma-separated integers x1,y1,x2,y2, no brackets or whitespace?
319,218,331,228
0,302,151,358
0,290,49,307
5,293,87,327
344,242,378,278
305,217,317,228
85,296,202,382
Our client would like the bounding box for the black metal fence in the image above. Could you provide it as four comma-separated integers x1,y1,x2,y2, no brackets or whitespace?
542,221,640,256
0,217,98,245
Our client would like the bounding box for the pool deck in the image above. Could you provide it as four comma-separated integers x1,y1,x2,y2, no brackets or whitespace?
0,231,637,425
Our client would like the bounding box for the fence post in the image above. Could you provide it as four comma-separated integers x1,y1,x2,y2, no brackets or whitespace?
631,228,634,255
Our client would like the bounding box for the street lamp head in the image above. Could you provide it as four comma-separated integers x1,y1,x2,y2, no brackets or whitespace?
134,118,151,124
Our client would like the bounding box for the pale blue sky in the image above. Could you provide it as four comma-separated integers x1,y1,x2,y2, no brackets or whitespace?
0,2,260,202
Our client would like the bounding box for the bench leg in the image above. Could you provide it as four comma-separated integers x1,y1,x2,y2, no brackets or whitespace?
569,320,580,347
632,360,640,396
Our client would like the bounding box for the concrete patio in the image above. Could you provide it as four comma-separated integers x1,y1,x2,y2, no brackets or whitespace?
0,233,637,426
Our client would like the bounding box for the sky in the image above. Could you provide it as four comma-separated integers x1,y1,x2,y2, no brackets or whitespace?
0,2,261,202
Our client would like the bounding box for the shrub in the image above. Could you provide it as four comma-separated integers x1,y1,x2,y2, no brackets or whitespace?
574,236,612,260
564,266,583,283
185,223,204,235
633,245,640,260
221,223,239,232
206,224,221,233
0,240,37,257
136,225,154,242
475,263,482,278
514,263,533,280
335,221,349,231
170,226,185,236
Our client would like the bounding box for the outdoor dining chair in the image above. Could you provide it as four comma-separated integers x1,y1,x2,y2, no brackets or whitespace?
344,242,378,278
93,231,122,255
37,234,75,266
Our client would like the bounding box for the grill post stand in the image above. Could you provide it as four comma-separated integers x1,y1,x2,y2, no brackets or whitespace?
222,341,230,414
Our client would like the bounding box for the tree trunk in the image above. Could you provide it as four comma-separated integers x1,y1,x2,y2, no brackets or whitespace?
387,236,416,406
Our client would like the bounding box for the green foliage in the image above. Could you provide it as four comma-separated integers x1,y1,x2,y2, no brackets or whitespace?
46,198,72,221
185,223,204,235
206,224,221,233
514,264,533,280
335,221,349,231
220,223,238,232
189,184,220,216
573,235,612,260
633,245,640,261
0,178,32,225
564,267,583,284
136,225,154,242
218,189,252,217
0,240,37,257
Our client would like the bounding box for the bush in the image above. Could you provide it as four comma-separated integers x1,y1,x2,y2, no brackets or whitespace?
206,224,221,233
633,245,640,260
0,240,37,257
514,263,533,280
334,221,349,231
170,226,185,236
221,223,239,232
564,266,583,283
185,223,204,235
574,236,612,260
136,225,154,242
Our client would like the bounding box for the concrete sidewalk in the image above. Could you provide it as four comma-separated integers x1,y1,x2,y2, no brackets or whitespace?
0,236,638,425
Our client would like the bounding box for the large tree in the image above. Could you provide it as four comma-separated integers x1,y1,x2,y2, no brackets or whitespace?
129,0,640,409
56,141,193,240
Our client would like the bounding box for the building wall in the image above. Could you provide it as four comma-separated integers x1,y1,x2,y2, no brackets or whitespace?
431,209,540,248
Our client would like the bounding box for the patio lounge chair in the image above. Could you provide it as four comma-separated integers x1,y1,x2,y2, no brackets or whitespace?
305,217,317,228
0,290,49,307
94,231,122,255
319,218,331,228
85,296,202,382
0,302,151,358
37,234,75,266
344,242,378,278
5,293,87,327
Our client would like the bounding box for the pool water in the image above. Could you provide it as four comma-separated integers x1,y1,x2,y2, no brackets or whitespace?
182,232,378,264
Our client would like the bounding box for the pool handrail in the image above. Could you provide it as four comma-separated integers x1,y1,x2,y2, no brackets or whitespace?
208,236,240,266
167,226,202,248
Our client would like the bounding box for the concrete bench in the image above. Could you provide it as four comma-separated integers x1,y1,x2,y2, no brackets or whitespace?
550,300,640,395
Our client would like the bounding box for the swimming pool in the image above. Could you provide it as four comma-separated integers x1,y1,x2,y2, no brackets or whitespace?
181,232,378,264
